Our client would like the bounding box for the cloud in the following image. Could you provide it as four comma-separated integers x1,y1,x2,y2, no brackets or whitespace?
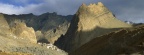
0,3,23,14
0,2,56,15
0,0,144,23
101,0,144,23
0,3,42,15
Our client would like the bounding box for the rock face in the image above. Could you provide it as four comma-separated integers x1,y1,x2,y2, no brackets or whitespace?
55,2,132,52
10,20,37,43
70,25,144,55
43,22,70,44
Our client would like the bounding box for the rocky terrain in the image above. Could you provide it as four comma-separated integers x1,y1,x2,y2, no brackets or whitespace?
0,2,144,55
0,14,69,55
55,2,132,53
70,25,144,55
0,52,32,55
3,12,72,44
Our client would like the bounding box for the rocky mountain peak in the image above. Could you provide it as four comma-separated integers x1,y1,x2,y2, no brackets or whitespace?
77,2,106,17
75,2,131,31
55,2,132,52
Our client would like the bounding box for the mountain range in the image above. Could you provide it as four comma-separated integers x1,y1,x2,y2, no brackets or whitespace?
0,2,144,55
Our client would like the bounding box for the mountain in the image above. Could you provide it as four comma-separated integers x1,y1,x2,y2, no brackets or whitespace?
70,25,144,55
54,2,132,52
3,12,73,44
0,2,143,55
0,13,70,55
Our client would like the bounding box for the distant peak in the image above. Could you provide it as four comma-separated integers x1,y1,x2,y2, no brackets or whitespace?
88,2,104,7
81,2,104,7
80,3,87,9
76,2,107,16
81,3,87,6
97,2,104,6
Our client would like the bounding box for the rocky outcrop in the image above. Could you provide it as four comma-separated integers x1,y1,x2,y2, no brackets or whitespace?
70,25,144,55
55,2,132,52
10,20,37,43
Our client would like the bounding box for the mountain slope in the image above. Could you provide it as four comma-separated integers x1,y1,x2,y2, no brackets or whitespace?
70,25,144,55
55,2,132,52
0,14,10,35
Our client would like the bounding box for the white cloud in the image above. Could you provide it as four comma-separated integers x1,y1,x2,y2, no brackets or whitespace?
0,3,50,15
0,3,23,14
0,0,105,15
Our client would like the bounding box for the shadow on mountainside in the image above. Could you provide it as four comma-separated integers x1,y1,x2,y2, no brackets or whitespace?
54,14,131,53
69,25,144,55
54,26,122,52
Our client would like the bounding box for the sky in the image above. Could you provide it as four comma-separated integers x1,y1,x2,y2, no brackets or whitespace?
0,0,144,23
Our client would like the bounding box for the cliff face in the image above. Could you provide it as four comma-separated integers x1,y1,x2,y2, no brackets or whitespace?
70,25,144,55
55,2,132,52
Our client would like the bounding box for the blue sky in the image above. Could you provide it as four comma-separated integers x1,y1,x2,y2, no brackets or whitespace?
0,0,144,23
0,0,42,6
